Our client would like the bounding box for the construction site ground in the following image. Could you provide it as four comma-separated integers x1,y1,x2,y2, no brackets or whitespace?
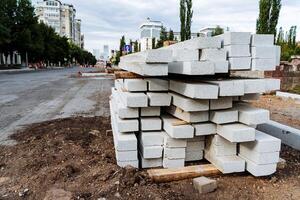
0,92,299,200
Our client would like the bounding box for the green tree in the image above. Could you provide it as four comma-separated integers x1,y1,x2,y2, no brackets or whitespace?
185,0,193,40
156,26,167,48
168,29,174,41
180,0,186,41
152,38,156,49
134,40,139,52
212,26,224,36
256,0,281,36
119,35,126,56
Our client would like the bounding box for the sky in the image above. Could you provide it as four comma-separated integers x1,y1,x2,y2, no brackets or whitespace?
33,0,300,53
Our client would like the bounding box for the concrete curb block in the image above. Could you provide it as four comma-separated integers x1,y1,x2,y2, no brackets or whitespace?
276,91,300,101
257,120,300,151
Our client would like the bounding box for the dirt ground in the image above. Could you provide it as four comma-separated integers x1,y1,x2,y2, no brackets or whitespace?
0,95,300,200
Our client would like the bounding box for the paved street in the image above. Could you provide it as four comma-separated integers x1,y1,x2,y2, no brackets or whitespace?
0,67,114,145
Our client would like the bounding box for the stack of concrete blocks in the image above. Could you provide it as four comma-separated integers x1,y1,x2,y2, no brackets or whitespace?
109,32,282,177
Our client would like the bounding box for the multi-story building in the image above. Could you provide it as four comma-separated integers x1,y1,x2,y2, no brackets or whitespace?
35,0,82,47
139,18,163,51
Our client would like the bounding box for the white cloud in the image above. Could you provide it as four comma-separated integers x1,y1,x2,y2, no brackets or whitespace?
33,0,300,53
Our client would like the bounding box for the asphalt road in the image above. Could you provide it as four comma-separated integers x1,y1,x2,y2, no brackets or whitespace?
0,67,114,145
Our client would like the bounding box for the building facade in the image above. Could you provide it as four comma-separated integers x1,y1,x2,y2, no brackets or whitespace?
139,18,163,51
35,0,83,47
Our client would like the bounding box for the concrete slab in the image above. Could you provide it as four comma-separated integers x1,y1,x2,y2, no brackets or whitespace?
276,91,300,101
117,160,139,168
210,97,233,110
210,109,239,124
163,158,185,169
275,45,281,66
147,92,171,106
251,34,274,46
193,123,217,136
169,92,209,112
162,131,187,148
264,78,281,92
228,57,252,70
140,117,162,131
172,49,199,61
200,49,227,61
111,92,139,119
206,136,237,156
118,90,148,108
146,78,169,91
251,46,276,59
117,117,139,133
239,154,277,177
138,131,164,146
223,32,251,45
119,61,168,76
251,58,276,71
165,36,222,50
139,145,163,159
139,153,162,168
243,79,266,94
169,80,219,99
239,146,279,164
185,150,204,162
165,105,209,123
193,177,217,194
217,123,256,143
186,140,205,152
241,130,281,153
168,61,215,75
140,107,161,117
234,103,270,125
204,80,245,97
225,45,251,57
120,49,173,63
116,150,138,162
214,61,229,73
124,79,147,92
164,147,186,159
161,115,194,139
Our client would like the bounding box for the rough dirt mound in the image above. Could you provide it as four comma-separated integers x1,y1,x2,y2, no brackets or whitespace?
0,116,300,200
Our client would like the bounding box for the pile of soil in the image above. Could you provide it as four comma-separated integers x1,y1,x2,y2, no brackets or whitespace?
0,116,300,200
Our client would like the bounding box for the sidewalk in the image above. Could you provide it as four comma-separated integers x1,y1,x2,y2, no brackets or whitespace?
0,66,67,75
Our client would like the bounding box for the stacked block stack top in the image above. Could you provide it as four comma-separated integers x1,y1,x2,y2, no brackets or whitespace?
110,32,282,177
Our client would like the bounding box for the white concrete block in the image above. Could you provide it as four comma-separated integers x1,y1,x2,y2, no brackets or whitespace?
205,80,245,97
163,158,185,169
223,32,251,45
265,78,281,92
114,79,124,90
243,79,266,94
164,147,186,159
217,123,256,143
118,90,148,108
200,49,227,61
251,34,274,46
140,145,163,159
139,153,162,168
119,61,168,76
225,45,250,57
138,131,164,146
186,141,205,152
239,154,277,176
210,109,238,124
214,61,229,73
162,132,187,148
165,105,209,123
241,130,281,153
161,115,194,139
193,123,217,136
140,107,161,117
140,117,162,131
120,49,173,63
169,92,209,112
251,46,276,59
147,92,171,106
275,45,281,66
239,146,279,164
168,61,215,75
193,176,217,194
234,103,270,125
117,117,139,133
210,97,233,110
117,160,139,168
172,49,199,61
116,150,138,162
186,150,203,162
251,58,276,71
111,92,139,119
240,94,261,101
146,78,169,91
166,36,222,50
124,79,147,92
169,80,219,99
206,135,237,156
205,152,245,173
228,57,252,70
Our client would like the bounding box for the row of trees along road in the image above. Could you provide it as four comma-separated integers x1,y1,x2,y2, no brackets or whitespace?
0,0,96,67
256,0,299,61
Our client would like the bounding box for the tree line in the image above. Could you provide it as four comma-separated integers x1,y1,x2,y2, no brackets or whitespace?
0,0,96,67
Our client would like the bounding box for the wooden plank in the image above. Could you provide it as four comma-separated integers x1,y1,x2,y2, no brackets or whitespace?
114,71,143,79
148,164,220,183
